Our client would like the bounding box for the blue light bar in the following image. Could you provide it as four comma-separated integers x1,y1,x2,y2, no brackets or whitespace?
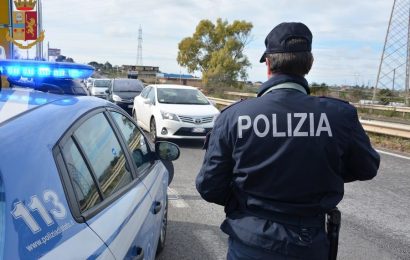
0,59,94,79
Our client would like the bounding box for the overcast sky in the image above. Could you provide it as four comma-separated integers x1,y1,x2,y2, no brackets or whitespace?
37,0,393,86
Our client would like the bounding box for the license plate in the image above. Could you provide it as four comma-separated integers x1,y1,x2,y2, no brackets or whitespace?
128,105,133,108
192,127,205,133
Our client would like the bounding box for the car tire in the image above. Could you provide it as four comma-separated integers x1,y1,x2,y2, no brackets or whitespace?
156,195,168,255
150,117,157,142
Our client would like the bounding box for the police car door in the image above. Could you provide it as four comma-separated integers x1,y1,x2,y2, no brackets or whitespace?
60,110,155,260
109,110,166,257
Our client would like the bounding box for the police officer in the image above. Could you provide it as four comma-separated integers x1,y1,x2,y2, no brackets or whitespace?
196,22,380,260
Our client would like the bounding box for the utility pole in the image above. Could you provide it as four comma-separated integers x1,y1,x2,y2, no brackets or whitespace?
136,25,143,66
36,0,43,59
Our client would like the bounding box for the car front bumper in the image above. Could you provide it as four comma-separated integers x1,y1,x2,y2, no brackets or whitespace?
156,119,214,139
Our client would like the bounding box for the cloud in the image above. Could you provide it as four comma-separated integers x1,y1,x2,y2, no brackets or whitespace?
40,0,394,85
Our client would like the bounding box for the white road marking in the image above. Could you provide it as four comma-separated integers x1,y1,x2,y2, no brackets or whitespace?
167,188,189,208
194,230,227,260
376,149,410,161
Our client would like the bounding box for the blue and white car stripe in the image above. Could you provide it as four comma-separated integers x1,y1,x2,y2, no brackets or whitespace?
87,184,153,259
39,226,114,260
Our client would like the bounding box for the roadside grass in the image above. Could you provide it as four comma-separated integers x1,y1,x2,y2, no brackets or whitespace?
357,107,410,121
368,133,410,154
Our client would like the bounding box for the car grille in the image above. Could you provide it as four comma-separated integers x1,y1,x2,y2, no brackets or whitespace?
178,115,214,124
174,127,212,136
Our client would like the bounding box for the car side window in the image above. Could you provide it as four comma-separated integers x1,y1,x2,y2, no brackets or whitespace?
74,113,133,198
144,87,152,99
110,112,152,175
147,88,155,104
140,86,150,98
62,138,102,212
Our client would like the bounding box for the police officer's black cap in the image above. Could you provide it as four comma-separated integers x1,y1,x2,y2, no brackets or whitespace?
259,22,312,63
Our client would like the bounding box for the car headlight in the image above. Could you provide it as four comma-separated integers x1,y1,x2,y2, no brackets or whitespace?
161,111,179,121
113,95,122,102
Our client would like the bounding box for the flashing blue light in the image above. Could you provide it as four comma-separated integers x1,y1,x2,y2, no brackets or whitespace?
68,69,81,78
7,66,21,77
7,95,18,101
22,67,35,77
38,67,51,77
53,69,66,78
34,98,48,105
20,95,31,102
0,60,94,80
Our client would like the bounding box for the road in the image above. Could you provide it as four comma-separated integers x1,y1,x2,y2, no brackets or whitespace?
157,140,410,260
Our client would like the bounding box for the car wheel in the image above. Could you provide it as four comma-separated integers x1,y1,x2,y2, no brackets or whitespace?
150,117,157,142
156,195,168,255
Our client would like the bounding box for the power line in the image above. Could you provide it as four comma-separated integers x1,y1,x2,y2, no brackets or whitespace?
374,0,410,104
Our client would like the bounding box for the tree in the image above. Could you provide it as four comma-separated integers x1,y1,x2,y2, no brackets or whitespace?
177,19,253,87
377,88,396,105
56,55,75,63
88,61,103,70
104,61,113,71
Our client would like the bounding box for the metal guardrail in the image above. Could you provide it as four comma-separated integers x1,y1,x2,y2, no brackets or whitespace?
224,91,410,114
207,96,410,139
360,120,410,139
354,103,410,113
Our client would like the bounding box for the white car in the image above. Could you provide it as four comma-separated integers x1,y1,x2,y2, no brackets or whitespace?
85,77,94,89
133,84,220,141
89,78,111,98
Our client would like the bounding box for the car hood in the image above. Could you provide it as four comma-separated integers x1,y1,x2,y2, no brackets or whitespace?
92,87,108,91
114,91,141,100
157,103,219,116
91,87,107,94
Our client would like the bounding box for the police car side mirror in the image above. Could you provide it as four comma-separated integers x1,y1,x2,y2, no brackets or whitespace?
105,89,109,94
155,141,180,161
143,99,151,105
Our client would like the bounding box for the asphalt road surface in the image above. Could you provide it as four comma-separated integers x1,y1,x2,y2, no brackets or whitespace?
157,140,410,260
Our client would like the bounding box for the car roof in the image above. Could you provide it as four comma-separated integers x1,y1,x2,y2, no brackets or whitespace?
93,78,111,81
113,78,141,81
150,84,197,90
0,88,67,124
0,88,112,128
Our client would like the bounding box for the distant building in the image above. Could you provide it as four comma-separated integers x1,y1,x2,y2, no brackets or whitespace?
157,73,202,88
157,73,195,79
121,65,160,80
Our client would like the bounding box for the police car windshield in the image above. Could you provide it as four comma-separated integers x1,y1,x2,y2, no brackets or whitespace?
157,88,209,105
113,79,143,92
94,80,111,88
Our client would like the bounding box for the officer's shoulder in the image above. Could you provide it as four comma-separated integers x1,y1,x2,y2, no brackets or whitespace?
319,96,355,108
318,96,357,114
220,98,247,114
319,96,350,104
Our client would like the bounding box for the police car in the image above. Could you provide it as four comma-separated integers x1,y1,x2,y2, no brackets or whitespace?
0,60,180,259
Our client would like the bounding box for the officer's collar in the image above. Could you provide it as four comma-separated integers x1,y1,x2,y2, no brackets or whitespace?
257,74,310,97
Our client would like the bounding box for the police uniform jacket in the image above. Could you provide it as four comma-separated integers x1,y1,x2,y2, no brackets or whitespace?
196,74,380,256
